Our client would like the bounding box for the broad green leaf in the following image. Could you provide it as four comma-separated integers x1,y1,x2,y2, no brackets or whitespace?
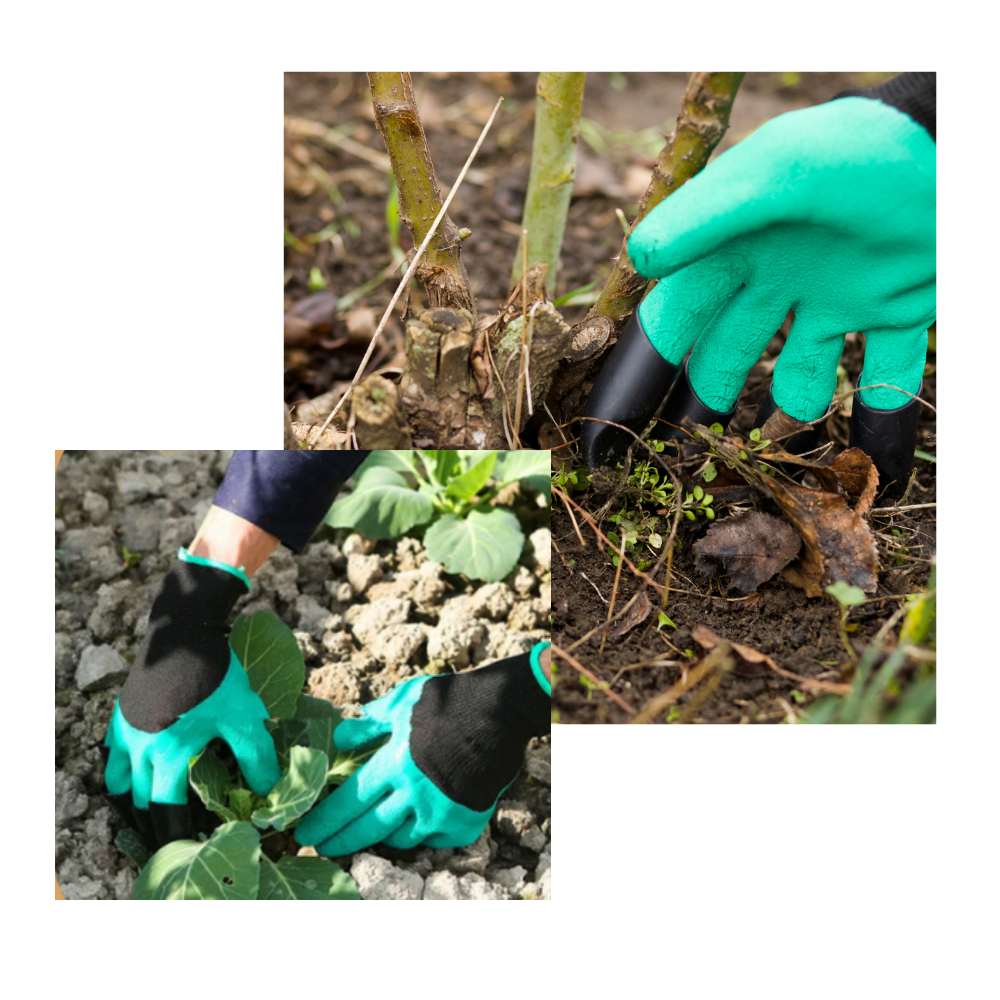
132,822,261,900
325,466,435,539
231,612,305,719
445,451,497,500
257,855,360,900
495,450,551,500
189,749,237,822
251,746,329,831
353,451,416,477
424,508,524,583
327,742,383,786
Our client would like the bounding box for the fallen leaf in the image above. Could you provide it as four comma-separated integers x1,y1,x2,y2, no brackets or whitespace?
692,511,801,593
768,479,880,597
691,624,852,692
609,591,651,640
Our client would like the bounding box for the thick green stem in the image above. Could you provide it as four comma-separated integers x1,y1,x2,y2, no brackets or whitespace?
367,72,474,313
512,72,586,296
587,72,744,325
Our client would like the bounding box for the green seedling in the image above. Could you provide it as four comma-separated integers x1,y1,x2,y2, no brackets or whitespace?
326,450,549,583
127,612,373,899
307,266,327,291
121,545,142,570
825,580,866,665
551,462,590,492
656,612,677,632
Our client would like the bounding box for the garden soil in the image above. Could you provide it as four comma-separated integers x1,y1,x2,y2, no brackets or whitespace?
56,451,551,899
551,334,936,723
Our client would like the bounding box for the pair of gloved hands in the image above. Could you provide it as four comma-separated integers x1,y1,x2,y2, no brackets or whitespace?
104,549,550,856
581,87,935,499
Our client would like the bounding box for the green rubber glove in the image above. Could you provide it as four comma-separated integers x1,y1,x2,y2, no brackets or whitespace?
295,643,551,857
104,549,280,810
630,96,936,421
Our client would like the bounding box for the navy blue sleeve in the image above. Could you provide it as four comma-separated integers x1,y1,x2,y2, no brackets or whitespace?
212,450,370,553
832,72,936,141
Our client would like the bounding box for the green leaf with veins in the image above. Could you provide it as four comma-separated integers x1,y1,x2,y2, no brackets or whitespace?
251,746,329,831
445,451,497,501
325,466,436,538
257,855,360,900
495,450,551,500
189,749,237,822
424,507,524,582
231,611,305,719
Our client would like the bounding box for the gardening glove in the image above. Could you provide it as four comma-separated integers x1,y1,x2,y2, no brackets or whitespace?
295,642,551,857
103,548,280,848
581,82,935,499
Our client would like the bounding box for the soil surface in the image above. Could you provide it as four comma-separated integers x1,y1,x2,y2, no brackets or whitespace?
55,451,551,899
551,334,936,724
284,72,895,417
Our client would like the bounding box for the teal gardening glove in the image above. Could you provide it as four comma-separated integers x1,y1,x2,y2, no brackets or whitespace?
103,548,280,847
581,91,935,498
295,642,551,857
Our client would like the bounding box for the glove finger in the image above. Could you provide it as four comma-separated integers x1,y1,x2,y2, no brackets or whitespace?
333,713,392,752
103,736,133,798
856,325,928,411
687,285,793,414
314,792,409,858
381,813,425,850
636,253,747,368
149,752,191,807
223,720,282,797
294,756,390,847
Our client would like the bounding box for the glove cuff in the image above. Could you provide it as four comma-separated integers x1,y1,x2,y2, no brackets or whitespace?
530,641,551,696
178,546,251,590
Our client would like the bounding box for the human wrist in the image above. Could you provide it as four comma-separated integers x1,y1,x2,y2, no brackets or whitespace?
187,504,280,579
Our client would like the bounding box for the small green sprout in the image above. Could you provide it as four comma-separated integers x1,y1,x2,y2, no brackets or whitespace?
551,462,590,492
122,545,142,570
825,580,866,664
656,612,677,632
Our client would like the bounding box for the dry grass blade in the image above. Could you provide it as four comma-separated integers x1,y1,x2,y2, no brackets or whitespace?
630,643,734,724
600,532,627,655
551,643,636,715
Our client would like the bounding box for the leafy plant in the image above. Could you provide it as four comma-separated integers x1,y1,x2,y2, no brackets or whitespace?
551,461,590,493
326,450,549,583
127,611,374,900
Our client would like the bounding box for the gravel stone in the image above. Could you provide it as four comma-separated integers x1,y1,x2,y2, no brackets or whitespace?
344,598,413,647
424,870,510,900
82,491,110,524
76,645,129,693
426,617,488,671
467,582,515,621
528,527,551,571
351,853,425,900
55,772,90,824
87,581,136,641
347,553,383,594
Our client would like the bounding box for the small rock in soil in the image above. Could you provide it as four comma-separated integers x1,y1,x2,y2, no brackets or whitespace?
76,645,129,693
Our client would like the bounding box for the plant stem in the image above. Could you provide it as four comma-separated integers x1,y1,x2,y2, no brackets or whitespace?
367,72,474,313
512,72,587,295
587,72,744,326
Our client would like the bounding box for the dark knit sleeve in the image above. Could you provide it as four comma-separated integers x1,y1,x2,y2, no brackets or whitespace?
831,72,935,141
212,450,369,553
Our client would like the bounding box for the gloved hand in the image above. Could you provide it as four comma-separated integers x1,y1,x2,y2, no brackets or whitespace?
582,92,935,497
103,548,280,848
295,642,551,857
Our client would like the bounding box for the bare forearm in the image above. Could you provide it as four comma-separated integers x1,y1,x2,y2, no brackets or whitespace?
188,505,280,579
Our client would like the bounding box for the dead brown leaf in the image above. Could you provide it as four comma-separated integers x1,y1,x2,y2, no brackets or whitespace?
692,511,801,593
768,479,879,597
691,624,852,693
609,591,651,640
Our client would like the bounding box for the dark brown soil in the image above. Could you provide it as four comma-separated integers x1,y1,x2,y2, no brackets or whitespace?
551,333,937,724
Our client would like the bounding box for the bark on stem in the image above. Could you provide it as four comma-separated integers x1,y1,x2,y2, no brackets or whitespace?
368,72,474,314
